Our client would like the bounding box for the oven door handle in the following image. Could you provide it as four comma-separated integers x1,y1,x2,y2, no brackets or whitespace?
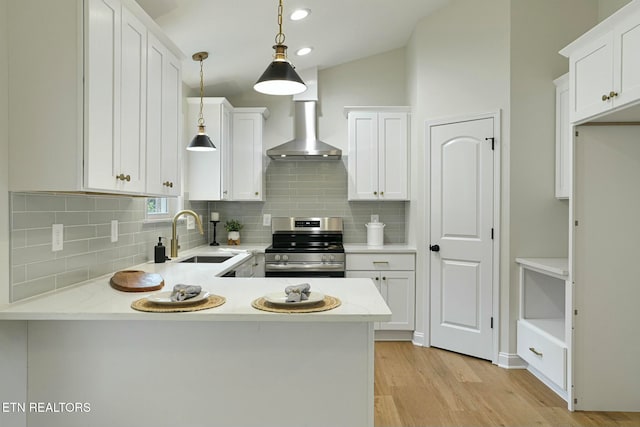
265,263,344,271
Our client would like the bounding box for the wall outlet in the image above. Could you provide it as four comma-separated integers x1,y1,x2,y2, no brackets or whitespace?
371,214,379,223
111,220,118,243
263,214,272,226
187,216,195,230
52,224,63,252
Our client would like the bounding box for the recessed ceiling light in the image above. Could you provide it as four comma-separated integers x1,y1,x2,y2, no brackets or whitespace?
296,47,313,56
290,8,310,21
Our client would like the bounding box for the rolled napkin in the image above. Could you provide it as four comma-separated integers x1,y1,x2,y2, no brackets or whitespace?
170,284,202,302
285,283,311,303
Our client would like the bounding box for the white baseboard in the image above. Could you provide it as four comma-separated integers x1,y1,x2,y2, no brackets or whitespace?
527,365,568,403
412,331,425,346
374,330,414,341
498,352,527,369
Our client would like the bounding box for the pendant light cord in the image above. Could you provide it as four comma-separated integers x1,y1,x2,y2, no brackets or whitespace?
275,0,285,45
198,58,205,126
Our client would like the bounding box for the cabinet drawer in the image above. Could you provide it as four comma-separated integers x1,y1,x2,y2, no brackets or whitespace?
346,254,415,271
517,320,567,390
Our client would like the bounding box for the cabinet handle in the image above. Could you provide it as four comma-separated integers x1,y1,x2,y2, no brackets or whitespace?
602,94,610,101
529,347,543,357
163,181,174,188
609,91,619,98
373,261,390,265
116,174,131,182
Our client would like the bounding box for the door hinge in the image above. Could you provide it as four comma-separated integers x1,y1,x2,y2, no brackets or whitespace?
491,228,494,240
485,137,495,150
490,317,494,329
574,309,578,315
574,398,578,405
575,220,579,226
575,130,579,137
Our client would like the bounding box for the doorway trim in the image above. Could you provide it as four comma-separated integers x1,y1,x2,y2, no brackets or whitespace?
423,110,501,364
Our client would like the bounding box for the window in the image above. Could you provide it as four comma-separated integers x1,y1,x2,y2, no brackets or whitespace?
145,197,181,222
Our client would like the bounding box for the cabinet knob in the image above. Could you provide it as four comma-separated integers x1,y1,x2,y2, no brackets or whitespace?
255,191,259,196
380,191,384,196
609,91,618,98
382,276,386,281
602,94,610,101
116,174,131,182
373,191,378,195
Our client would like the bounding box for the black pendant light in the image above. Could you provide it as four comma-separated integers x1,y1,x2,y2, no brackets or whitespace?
254,0,306,96
187,52,216,151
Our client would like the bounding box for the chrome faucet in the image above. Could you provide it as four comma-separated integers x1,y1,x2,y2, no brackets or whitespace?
171,210,204,258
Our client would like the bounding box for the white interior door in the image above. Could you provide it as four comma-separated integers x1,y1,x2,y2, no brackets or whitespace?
430,117,494,360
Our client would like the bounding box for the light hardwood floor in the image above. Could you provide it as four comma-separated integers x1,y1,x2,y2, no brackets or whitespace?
374,342,640,427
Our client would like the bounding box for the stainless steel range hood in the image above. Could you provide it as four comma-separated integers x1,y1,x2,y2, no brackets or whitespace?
267,101,341,160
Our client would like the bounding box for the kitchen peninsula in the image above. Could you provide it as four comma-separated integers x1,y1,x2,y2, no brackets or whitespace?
0,251,391,427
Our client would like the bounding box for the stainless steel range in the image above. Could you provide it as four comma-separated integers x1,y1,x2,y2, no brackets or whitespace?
265,217,345,277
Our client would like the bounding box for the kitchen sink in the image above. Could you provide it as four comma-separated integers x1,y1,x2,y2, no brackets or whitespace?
179,255,234,263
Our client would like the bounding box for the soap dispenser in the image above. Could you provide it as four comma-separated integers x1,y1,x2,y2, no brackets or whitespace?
154,237,167,263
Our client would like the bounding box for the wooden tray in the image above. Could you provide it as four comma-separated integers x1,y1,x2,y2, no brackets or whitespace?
110,270,164,292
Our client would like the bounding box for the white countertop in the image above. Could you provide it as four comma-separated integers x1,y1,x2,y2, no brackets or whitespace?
515,257,569,278
0,245,391,322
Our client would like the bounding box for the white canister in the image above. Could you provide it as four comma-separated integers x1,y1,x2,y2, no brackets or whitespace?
365,222,385,247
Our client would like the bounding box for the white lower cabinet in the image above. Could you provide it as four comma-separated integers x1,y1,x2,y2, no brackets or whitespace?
346,253,415,331
516,258,570,402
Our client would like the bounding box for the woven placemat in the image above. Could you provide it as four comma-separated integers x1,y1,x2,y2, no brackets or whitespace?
251,295,341,313
131,295,226,313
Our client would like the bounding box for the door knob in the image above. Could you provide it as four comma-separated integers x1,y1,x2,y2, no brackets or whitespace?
430,244,440,252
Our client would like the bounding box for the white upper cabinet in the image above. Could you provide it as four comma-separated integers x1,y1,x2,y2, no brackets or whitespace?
146,33,181,197
561,2,640,123
231,109,269,201
345,107,410,201
554,74,571,199
187,98,233,201
7,0,183,195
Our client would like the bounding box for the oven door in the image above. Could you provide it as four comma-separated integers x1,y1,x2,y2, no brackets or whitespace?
265,262,345,278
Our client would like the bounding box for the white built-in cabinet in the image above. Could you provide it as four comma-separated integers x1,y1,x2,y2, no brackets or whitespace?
187,103,268,202
187,98,233,201
516,258,570,402
346,253,415,331
561,3,640,124
146,33,182,196
231,109,268,201
8,0,183,196
554,74,571,199
344,107,410,201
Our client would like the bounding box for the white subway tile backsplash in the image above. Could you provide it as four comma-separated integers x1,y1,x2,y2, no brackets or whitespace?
9,192,208,302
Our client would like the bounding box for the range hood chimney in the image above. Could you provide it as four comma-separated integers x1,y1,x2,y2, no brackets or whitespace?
267,68,342,161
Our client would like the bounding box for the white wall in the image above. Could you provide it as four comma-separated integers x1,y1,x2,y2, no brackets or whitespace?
598,0,632,21
0,0,9,306
509,0,598,353
406,0,511,348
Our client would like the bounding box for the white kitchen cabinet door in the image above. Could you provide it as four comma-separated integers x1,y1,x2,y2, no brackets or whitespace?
85,0,122,192
231,109,267,201
569,33,614,123
378,113,409,200
187,98,233,201
85,0,147,193
554,74,571,199
346,271,384,329
146,33,181,196
613,16,640,109
378,271,415,331
348,112,379,200
346,108,409,201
